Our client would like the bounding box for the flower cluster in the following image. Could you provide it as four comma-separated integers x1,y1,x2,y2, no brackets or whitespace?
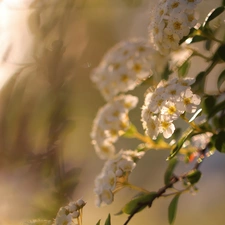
141,76,201,139
94,150,145,207
91,95,138,160
191,132,213,150
91,38,163,101
54,199,86,225
149,0,202,55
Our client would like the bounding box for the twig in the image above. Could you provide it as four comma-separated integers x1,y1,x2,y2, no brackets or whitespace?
123,149,207,225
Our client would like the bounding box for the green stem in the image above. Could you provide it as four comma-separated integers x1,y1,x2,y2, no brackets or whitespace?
161,186,191,197
191,49,211,61
200,32,225,44
125,183,150,194
180,114,202,132
132,131,155,145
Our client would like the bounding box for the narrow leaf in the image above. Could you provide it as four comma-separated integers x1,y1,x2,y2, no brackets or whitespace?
191,71,206,94
208,99,225,119
216,44,225,61
190,35,207,43
122,192,157,215
104,214,111,225
96,219,101,225
203,6,225,26
161,63,172,80
178,61,190,77
205,39,212,50
167,128,194,160
202,96,216,114
114,210,123,216
217,69,225,91
164,157,178,185
189,109,202,123
168,194,180,224
215,131,225,153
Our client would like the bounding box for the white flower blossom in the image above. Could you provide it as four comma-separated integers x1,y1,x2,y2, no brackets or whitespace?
91,38,167,100
53,199,86,225
91,95,138,159
191,132,213,149
94,150,145,206
149,0,202,55
141,76,201,139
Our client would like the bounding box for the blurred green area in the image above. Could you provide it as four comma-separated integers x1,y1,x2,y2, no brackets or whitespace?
0,0,224,224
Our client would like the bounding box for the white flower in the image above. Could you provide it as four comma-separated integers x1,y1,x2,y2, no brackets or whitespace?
55,208,73,225
161,101,184,120
54,199,86,225
159,115,176,139
76,199,86,208
142,114,160,140
94,150,145,206
181,88,201,113
71,211,80,219
103,171,117,189
149,0,202,55
117,159,136,172
91,95,138,159
96,188,114,206
67,202,78,212
142,76,201,139
191,132,213,149
91,38,165,100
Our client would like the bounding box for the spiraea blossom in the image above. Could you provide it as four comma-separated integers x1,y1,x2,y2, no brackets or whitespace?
53,199,86,225
191,132,213,150
91,95,138,160
91,38,166,101
94,150,145,207
141,76,201,139
149,0,202,55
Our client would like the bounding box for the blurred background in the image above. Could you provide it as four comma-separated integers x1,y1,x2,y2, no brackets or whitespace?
0,0,224,224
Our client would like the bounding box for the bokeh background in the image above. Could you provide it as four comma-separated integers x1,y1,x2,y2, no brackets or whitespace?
0,0,224,224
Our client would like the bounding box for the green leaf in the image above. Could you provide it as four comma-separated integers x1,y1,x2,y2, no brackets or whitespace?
202,96,216,114
215,131,225,153
114,210,123,216
223,0,225,6
167,128,194,160
164,157,178,185
187,170,202,184
217,69,225,91
216,44,225,62
203,6,225,26
122,192,157,215
122,123,137,138
161,63,172,80
178,61,190,77
168,194,180,225
189,109,202,123
104,214,111,225
190,35,207,43
96,219,101,225
208,99,225,119
191,71,206,94
205,39,213,51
